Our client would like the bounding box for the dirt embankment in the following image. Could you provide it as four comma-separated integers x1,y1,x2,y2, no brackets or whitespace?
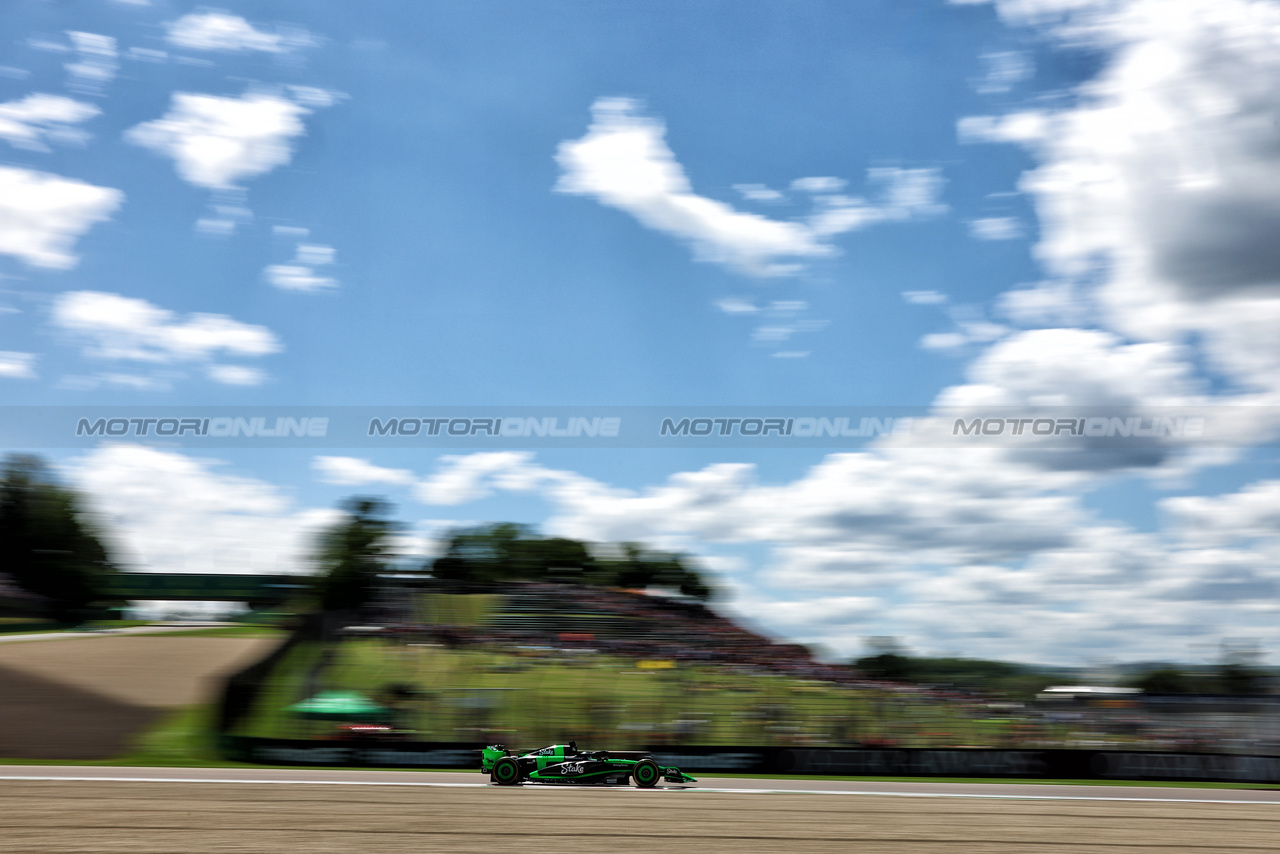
0,635,276,760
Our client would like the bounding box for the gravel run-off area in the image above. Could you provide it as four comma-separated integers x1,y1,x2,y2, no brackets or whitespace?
2,780,1278,854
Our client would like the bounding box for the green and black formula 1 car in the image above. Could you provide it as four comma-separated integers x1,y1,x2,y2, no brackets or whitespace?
481,742,696,787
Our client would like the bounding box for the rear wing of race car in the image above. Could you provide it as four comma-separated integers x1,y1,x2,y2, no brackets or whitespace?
480,744,511,772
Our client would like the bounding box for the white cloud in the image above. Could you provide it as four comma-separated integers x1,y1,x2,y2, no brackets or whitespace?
65,32,117,94
165,12,314,53
51,292,281,377
807,169,947,237
0,166,123,269
313,456,416,487
791,176,847,193
64,444,337,574
920,332,971,351
195,217,236,236
556,98,833,276
957,111,1049,145
264,264,336,291
1162,480,1280,547
966,0,1280,406
903,290,949,305
937,328,1199,409
976,50,1034,94
206,364,266,386
265,241,337,291
969,217,1023,240
732,183,784,203
126,91,317,190
414,452,541,505
0,94,99,151
997,280,1090,326
287,86,342,108
0,351,36,379
295,244,335,265
555,100,947,276
715,297,759,314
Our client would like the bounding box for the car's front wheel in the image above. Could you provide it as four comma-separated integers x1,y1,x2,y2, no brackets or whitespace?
492,756,522,785
632,759,660,788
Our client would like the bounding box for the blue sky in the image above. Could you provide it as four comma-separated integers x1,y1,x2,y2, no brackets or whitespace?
4,0,1280,665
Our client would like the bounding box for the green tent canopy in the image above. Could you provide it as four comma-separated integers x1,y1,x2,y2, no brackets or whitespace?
288,691,390,720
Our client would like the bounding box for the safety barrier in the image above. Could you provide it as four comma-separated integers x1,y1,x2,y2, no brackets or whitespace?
215,737,1280,783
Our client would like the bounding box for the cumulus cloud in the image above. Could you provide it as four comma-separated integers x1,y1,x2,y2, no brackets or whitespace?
64,444,337,574
50,291,280,385
903,290,949,305
555,98,945,276
715,297,759,314
339,447,1280,659
556,98,831,276
414,452,544,505
126,91,318,190
65,32,117,94
965,0,1280,405
938,327,1197,405
957,111,1049,146
1162,480,1280,547
313,456,415,487
205,364,266,386
996,280,1090,326
0,166,123,269
0,94,99,151
165,12,314,53
969,217,1022,240
264,242,337,291
807,168,947,237
732,183,784,203
0,352,36,379
976,50,1034,94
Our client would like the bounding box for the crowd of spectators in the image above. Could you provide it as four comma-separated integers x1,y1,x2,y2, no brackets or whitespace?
357,581,1280,755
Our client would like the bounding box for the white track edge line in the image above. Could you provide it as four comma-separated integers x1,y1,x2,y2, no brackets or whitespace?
0,775,1277,804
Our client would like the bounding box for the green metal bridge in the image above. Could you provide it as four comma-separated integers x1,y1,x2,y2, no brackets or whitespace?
102,573,307,603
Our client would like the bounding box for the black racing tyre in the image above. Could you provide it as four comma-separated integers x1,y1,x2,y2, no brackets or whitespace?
632,759,660,788
492,756,522,785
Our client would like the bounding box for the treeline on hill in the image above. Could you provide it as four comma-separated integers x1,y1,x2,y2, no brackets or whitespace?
0,455,117,623
311,497,713,612
853,647,1272,697
853,649,1064,698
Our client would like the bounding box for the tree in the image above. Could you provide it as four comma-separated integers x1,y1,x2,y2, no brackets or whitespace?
611,543,712,599
1131,667,1193,694
854,652,914,681
312,497,399,612
429,524,714,599
0,455,116,622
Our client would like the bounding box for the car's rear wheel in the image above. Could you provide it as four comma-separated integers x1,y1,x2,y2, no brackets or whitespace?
632,759,660,788
492,757,522,785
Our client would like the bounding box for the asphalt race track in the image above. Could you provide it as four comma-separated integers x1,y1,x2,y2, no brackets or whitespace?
1,767,1277,853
